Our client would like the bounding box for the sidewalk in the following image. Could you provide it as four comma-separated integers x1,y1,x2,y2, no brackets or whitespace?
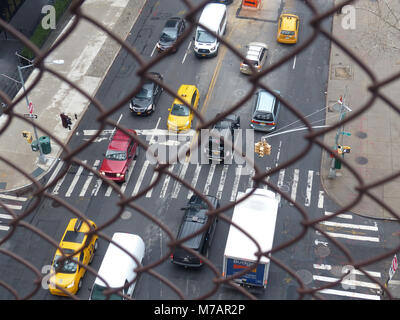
321,0,400,221
0,0,146,193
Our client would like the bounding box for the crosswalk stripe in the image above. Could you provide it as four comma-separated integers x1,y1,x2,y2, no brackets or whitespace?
313,275,381,289
216,165,229,200
318,191,324,208
146,169,158,198
230,165,242,201
160,165,175,198
325,211,353,220
187,164,202,199
313,264,381,278
263,166,271,190
171,162,189,199
319,220,378,231
91,177,103,197
121,160,136,194
0,194,27,202
275,169,285,204
318,288,380,300
52,163,69,195
203,164,216,196
65,161,86,197
46,160,65,189
80,160,100,197
318,231,380,242
0,214,13,220
247,168,255,189
305,170,313,207
132,160,150,197
291,169,299,201
2,204,22,210
0,225,9,231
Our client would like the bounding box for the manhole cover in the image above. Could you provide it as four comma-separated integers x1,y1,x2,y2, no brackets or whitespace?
355,131,367,139
296,269,313,285
120,210,132,220
356,156,368,165
331,65,353,80
315,245,330,258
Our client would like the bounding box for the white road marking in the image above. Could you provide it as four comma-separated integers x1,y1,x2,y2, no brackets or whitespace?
2,204,22,210
65,161,86,197
46,160,65,189
313,275,381,290
120,160,136,194
52,164,69,195
325,211,353,219
132,160,150,196
187,164,202,199
0,214,13,219
319,220,378,231
275,140,282,163
171,161,189,199
318,288,380,300
160,165,175,198
263,166,271,190
293,55,296,69
275,169,285,204
216,165,229,200
230,165,242,201
0,225,9,231
0,194,27,201
313,264,381,278
290,168,299,202
203,164,216,195
182,40,191,64
318,231,380,242
305,170,313,207
247,168,255,189
80,160,100,197
151,44,157,57
145,169,159,198
318,191,324,208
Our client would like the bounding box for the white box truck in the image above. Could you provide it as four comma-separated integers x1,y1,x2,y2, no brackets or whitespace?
222,188,279,288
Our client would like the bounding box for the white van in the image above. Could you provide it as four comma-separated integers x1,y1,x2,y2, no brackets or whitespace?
194,3,227,57
89,233,145,300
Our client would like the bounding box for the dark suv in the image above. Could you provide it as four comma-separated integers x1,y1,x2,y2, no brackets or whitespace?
171,195,219,267
205,113,240,163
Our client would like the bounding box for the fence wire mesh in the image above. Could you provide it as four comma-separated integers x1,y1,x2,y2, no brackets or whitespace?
0,0,399,300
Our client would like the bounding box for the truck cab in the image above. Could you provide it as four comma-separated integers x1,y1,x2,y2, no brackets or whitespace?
205,113,240,163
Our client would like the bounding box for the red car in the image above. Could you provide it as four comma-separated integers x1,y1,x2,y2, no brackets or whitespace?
99,129,138,182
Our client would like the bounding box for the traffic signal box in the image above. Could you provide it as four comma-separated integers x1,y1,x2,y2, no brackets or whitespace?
22,130,33,144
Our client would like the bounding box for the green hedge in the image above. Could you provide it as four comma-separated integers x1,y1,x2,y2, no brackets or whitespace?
20,0,72,61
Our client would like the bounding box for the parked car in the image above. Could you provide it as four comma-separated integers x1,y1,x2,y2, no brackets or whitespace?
99,129,138,182
170,195,219,267
49,218,98,296
167,85,199,132
129,72,163,115
240,42,268,75
250,89,281,132
277,14,299,44
156,17,186,53
205,113,240,163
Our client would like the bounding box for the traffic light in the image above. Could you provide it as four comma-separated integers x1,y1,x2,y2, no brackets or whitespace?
254,139,271,157
22,130,33,144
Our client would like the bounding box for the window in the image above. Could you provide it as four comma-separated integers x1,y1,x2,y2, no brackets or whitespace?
191,90,197,106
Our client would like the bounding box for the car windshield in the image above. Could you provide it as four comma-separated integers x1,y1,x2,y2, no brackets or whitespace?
160,29,177,42
196,30,216,43
135,87,152,99
171,104,190,116
53,255,78,274
105,149,127,161
90,284,123,300
281,30,295,35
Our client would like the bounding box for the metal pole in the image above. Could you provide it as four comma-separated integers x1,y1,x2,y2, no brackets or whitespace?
17,65,46,164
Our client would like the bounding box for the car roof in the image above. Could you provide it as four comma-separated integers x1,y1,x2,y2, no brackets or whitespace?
173,84,197,105
178,210,208,248
256,90,276,112
58,218,95,252
281,14,298,30
246,43,267,61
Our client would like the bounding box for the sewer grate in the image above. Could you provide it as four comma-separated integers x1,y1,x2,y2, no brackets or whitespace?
331,65,353,80
356,156,368,165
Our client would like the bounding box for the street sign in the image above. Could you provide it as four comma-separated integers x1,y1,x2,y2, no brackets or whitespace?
28,102,33,114
340,131,351,136
23,113,38,119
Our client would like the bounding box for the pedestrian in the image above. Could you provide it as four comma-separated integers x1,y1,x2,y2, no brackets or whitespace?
60,113,68,128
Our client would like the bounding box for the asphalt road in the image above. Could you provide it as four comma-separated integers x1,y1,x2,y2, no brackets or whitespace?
0,0,398,301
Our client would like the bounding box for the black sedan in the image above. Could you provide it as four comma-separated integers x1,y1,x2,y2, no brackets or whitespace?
129,72,163,115
156,17,185,53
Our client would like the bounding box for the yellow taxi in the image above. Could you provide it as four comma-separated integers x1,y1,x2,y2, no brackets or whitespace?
167,85,199,132
49,218,98,296
277,14,299,44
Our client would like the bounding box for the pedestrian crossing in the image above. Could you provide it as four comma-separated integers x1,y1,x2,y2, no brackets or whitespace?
0,193,28,233
45,158,324,207
312,210,382,300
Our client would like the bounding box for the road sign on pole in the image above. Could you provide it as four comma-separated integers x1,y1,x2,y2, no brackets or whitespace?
389,254,398,280
23,113,38,119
